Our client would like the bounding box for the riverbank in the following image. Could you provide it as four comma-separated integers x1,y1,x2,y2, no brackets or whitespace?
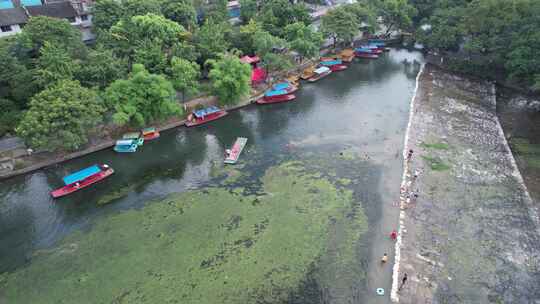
393,64,540,303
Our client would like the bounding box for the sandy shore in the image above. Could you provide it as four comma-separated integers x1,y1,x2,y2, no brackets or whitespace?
392,64,540,303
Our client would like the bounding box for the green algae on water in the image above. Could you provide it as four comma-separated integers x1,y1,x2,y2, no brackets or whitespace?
3,161,367,304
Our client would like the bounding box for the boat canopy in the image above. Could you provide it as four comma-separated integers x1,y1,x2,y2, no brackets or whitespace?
314,66,330,74
320,60,342,66
115,139,135,146
63,165,101,185
123,132,140,139
272,82,290,91
193,106,221,118
240,55,260,64
142,127,156,135
265,89,288,97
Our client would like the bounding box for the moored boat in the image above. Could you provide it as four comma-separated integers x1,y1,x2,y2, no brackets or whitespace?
51,164,114,198
301,66,316,80
185,106,228,127
338,49,355,62
224,137,248,164
257,90,296,104
360,45,385,54
272,81,298,94
114,139,138,153
308,66,332,82
141,127,160,141
319,60,348,72
286,75,300,87
355,47,383,55
355,52,379,59
122,132,144,146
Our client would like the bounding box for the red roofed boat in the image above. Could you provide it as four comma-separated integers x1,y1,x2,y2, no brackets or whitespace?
185,106,228,127
141,127,160,141
51,164,114,198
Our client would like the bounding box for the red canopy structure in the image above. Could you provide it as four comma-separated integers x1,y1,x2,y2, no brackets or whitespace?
251,67,266,85
240,55,261,64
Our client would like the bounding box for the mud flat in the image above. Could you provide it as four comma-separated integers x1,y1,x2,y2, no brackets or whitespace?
393,64,540,303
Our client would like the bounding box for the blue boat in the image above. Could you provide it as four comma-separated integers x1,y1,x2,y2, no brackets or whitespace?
265,89,289,97
368,39,386,46
272,82,291,91
63,165,101,185
320,59,343,66
114,139,138,153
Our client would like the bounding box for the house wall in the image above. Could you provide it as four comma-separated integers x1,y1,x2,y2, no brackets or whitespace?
0,23,21,38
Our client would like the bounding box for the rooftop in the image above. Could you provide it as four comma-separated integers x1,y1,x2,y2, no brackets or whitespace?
0,7,27,26
26,1,77,18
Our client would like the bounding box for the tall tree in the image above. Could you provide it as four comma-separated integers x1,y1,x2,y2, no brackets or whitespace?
33,41,79,89
91,0,124,33
376,0,417,35
109,13,186,72
284,22,323,60
239,0,258,24
253,29,292,74
169,57,200,101
76,45,127,88
207,54,252,106
161,0,197,31
17,16,83,56
105,64,181,127
321,7,359,48
16,80,104,151
195,18,230,64
0,38,35,108
257,0,311,37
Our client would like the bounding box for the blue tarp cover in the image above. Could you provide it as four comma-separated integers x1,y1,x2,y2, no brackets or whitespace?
265,89,288,97
63,165,100,185
320,60,342,66
21,0,42,6
194,106,220,118
0,0,14,9
272,82,290,90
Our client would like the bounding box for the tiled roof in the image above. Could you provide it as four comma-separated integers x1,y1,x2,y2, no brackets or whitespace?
26,1,77,18
0,7,28,26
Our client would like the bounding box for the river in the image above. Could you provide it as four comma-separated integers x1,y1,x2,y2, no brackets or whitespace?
0,49,423,303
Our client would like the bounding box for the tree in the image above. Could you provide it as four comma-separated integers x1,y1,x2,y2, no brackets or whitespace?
109,13,186,72
203,0,229,23
417,6,464,51
238,19,263,54
207,54,252,106
91,0,124,33
105,64,181,127
284,22,323,60
0,38,36,108
169,57,200,101
33,41,79,89
122,0,162,19
253,29,291,74
239,0,258,24
162,0,197,31
0,98,21,137
16,80,104,151
377,0,418,35
76,45,127,88
195,18,230,64
257,0,311,37
17,16,83,56
321,7,359,48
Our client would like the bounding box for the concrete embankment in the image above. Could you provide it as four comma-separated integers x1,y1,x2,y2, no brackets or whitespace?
392,64,540,303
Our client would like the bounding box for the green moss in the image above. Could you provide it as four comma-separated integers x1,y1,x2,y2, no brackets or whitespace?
96,185,133,205
3,161,367,304
422,155,451,171
420,141,450,150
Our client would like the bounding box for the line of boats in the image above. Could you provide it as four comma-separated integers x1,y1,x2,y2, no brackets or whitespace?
51,41,389,198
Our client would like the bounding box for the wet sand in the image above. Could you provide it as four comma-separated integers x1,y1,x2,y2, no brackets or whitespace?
393,64,540,303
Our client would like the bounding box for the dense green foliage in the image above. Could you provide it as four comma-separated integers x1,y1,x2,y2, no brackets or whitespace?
195,18,230,64
321,6,359,47
414,0,540,90
16,80,104,151
284,22,324,60
105,64,181,127
169,57,200,101
207,54,252,106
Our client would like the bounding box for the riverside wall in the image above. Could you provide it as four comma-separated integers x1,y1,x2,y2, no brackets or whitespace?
392,64,540,303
